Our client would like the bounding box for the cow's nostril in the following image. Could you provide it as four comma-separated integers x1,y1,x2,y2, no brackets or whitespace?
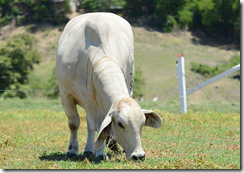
132,155,138,160
132,154,145,161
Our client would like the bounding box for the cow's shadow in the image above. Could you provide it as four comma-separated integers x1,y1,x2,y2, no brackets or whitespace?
39,152,94,162
38,151,114,163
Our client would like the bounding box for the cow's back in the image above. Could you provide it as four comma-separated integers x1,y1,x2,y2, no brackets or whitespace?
56,13,134,123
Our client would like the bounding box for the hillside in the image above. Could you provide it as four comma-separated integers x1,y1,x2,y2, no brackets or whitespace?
0,13,240,103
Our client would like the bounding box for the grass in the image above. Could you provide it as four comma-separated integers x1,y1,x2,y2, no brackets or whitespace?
0,98,240,169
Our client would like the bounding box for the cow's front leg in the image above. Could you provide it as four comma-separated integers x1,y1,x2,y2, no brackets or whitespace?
65,116,80,160
83,120,95,159
60,94,80,160
83,116,108,162
94,141,109,162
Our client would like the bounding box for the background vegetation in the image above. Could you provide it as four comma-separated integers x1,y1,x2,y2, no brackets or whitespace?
190,54,240,78
0,0,240,39
0,1,240,169
0,33,41,98
0,0,71,25
81,0,240,40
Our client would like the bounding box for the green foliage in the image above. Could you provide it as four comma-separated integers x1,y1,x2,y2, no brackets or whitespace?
81,0,126,12
11,6,19,17
191,54,240,78
155,0,186,22
123,0,240,38
27,0,71,24
163,15,177,33
177,0,195,28
124,0,157,17
0,34,41,98
133,67,146,98
0,0,70,26
0,0,240,39
190,0,239,37
0,0,17,25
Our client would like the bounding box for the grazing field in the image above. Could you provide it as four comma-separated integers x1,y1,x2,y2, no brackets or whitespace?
0,98,240,169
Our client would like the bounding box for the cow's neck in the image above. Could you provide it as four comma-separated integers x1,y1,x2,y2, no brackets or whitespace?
93,59,129,112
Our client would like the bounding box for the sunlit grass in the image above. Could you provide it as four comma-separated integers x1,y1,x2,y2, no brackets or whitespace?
0,99,240,169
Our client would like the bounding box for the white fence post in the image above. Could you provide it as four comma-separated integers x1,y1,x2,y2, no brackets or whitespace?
176,53,187,113
175,52,240,114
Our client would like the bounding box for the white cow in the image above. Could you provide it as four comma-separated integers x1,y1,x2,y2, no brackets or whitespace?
56,12,162,162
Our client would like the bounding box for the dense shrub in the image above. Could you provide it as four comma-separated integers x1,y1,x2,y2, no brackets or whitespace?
0,34,41,98
190,55,240,78
158,0,240,39
0,0,240,39
0,0,70,26
81,0,126,12
124,0,240,39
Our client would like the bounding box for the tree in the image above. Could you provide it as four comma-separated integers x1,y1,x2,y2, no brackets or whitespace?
81,0,126,12
124,0,157,17
0,0,19,25
29,0,71,24
123,0,240,39
0,33,41,98
0,0,71,26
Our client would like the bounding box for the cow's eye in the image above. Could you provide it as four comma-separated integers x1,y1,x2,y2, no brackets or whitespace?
118,122,125,129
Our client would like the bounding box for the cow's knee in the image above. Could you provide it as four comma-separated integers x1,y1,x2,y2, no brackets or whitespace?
68,120,80,132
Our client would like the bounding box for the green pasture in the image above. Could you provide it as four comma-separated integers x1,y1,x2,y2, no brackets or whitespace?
0,98,240,169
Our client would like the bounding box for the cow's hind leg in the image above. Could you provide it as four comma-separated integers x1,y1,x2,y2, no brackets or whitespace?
82,114,108,162
60,94,80,160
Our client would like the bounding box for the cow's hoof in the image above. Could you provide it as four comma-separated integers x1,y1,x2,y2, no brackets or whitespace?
94,155,109,163
64,151,79,160
83,151,94,157
81,151,95,160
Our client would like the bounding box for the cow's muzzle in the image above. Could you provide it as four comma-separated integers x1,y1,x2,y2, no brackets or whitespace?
130,153,145,161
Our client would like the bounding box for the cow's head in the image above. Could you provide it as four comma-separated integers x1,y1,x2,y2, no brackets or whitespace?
94,97,162,161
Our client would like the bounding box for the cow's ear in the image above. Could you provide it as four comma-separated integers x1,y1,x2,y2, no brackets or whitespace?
94,112,113,150
142,109,162,128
